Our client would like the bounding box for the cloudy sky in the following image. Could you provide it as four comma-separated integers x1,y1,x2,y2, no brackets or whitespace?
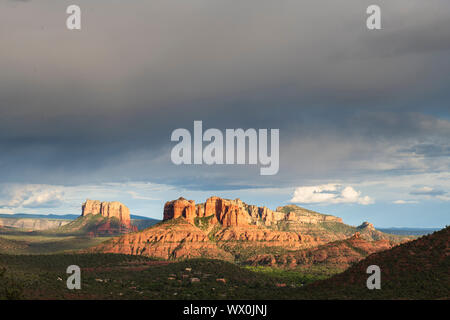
1,0,449,227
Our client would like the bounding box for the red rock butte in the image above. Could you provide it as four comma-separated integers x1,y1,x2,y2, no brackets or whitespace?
163,196,342,228
163,196,253,227
82,199,131,227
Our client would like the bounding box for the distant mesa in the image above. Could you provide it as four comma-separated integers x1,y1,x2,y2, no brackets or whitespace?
50,200,137,236
82,199,132,228
0,217,69,231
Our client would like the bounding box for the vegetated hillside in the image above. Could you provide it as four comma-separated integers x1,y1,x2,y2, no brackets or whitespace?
0,233,110,255
89,218,235,261
306,226,450,299
0,254,332,300
246,232,393,271
0,236,28,253
46,214,135,236
131,218,160,230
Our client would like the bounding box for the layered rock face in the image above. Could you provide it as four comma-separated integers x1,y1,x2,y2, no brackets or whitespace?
163,198,197,223
82,200,131,227
162,196,337,228
91,219,233,260
163,196,251,226
276,205,343,224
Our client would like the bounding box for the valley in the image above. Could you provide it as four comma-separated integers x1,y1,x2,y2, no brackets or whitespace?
0,197,446,300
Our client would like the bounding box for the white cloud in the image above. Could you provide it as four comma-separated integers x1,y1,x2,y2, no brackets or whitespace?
290,184,374,205
407,186,449,201
127,191,160,201
1,184,65,209
410,186,446,196
436,195,450,201
393,200,419,204
0,208,14,214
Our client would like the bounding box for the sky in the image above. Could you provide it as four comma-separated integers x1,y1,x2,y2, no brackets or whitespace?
0,0,449,228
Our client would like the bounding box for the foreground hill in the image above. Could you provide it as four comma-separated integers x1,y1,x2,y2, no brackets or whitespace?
1,246,446,299
0,254,331,300
0,237,28,253
306,226,450,299
89,196,410,265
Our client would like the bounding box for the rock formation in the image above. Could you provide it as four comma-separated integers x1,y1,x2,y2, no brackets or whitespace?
82,200,131,227
247,234,393,270
90,196,320,259
276,204,343,224
90,219,233,260
52,200,138,236
163,197,197,223
163,196,251,227
162,196,343,228
358,221,375,231
90,196,410,261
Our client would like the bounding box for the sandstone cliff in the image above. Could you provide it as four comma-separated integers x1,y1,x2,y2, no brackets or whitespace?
90,218,233,260
276,204,343,224
52,200,136,236
82,200,132,227
162,196,343,229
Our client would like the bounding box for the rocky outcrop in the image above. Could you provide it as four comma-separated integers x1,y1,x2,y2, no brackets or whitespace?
163,196,251,227
276,205,343,224
213,225,313,249
163,198,197,223
358,221,375,231
47,200,139,236
162,196,340,228
82,200,131,227
247,234,393,270
90,219,233,260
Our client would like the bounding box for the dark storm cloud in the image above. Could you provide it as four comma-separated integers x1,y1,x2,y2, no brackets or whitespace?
0,0,450,189
403,143,450,158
